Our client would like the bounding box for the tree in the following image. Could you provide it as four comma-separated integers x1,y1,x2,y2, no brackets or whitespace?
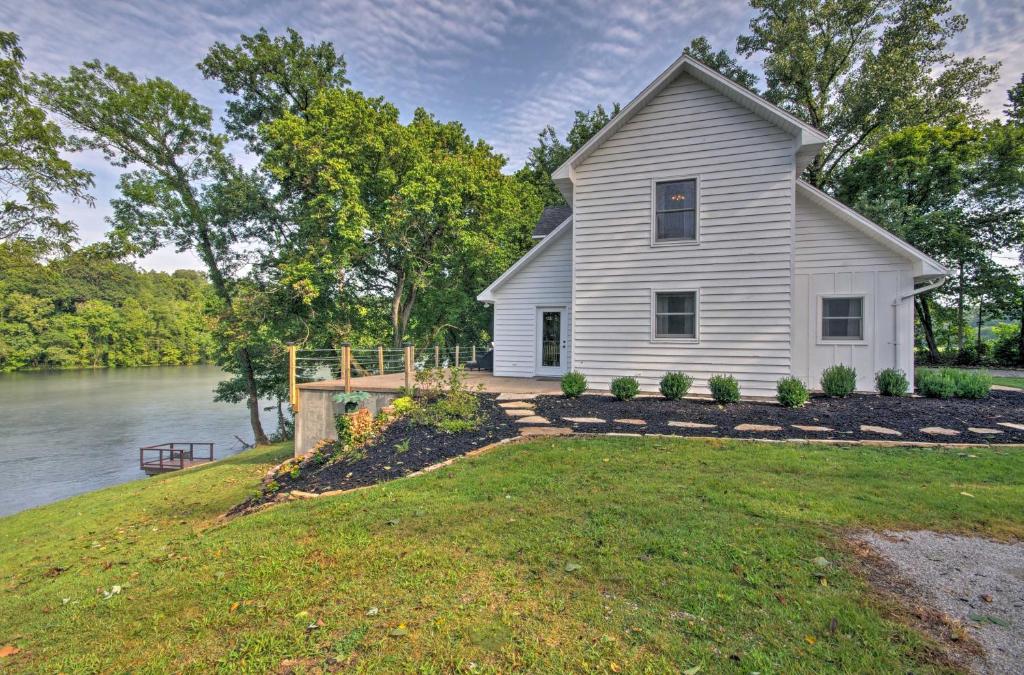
515,104,620,207
197,27,349,150
0,32,92,244
1007,73,1024,124
683,36,758,91
34,62,271,444
737,0,999,189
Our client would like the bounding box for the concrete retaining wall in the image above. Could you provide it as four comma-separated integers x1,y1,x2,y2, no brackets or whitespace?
293,389,396,456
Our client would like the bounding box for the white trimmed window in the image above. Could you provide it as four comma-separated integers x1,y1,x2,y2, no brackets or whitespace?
654,179,697,242
821,297,864,340
654,291,697,339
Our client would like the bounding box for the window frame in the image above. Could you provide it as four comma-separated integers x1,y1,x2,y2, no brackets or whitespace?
650,289,700,343
650,176,701,247
817,294,869,345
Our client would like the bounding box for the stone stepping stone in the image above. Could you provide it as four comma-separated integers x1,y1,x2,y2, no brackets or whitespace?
920,426,960,437
496,392,539,401
735,423,782,432
614,418,647,425
968,427,1003,434
668,421,716,429
860,424,901,436
499,401,535,409
519,426,572,436
504,408,536,417
792,424,833,432
997,422,1024,431
515,416,550,425
563,416,606,424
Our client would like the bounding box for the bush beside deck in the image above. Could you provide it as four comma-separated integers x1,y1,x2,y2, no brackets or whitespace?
1,438,1022,671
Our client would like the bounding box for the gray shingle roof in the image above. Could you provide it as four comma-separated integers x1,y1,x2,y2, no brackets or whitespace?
533,205,572,237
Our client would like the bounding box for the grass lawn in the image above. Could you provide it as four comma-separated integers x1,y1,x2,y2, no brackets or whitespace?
1,437,1022,672
993,375,1024,389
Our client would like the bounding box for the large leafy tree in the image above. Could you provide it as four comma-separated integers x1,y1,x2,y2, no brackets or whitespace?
515,104,620,207
0,32,92,244
34,62,272,444
683,36,759,91
737,0,1000,189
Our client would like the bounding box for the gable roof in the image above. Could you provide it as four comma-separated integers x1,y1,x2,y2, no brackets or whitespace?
796,181,947,279
533,205,572,238
477,213,572,302
550,54,828,199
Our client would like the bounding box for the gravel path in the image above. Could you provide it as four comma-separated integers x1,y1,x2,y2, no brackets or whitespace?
856,530,1024,674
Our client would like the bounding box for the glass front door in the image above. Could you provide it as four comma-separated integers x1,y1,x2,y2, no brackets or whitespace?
536,308,566,375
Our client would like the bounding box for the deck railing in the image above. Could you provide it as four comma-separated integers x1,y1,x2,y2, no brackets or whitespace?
286,344,490,412
139,442,214,473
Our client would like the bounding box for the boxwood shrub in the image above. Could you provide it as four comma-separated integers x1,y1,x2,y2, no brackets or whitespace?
610,376,640,401
659,371,693,400
561,370,587,398
821,364,857,397
875,368,909,397
776,377,809,408
708,374,740,404
916,368,991,399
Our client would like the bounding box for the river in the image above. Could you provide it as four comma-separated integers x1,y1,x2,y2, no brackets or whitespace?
0,365,280,516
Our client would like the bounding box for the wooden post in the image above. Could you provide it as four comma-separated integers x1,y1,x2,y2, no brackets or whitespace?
404,345,413,391
471,345,476,363
434,345,440,368
287,343,299,413
454,345,460,367
377,346,384,375
342,344,351,393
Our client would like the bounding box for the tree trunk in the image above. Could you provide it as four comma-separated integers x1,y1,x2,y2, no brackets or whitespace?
916,295,940,362
390,270,406,349
1019,292,1024,365
976,300,984,351
956,262,965,352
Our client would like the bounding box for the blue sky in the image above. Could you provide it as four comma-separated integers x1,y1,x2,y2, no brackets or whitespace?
3,0,1022,271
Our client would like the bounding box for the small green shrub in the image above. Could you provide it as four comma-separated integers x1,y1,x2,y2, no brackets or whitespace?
659,371,693,400
875,368,909,397
410,366,484,433
821,364,857,397
391,396,416,414
708,374,740,404
915,368,992,399
610,376,640,401
561,371,588,398
776,377,809,407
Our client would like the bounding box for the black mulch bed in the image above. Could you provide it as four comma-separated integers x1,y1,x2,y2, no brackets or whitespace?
531,390,1024,444
235,394,520,512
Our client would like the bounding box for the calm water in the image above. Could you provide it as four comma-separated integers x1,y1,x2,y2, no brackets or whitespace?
0,366,279,516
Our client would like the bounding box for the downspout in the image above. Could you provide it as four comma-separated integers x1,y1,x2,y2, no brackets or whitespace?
892,275,947,368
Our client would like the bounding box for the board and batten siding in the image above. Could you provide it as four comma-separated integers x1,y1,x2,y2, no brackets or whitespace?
792,193,916,391
491,227,572,377
571,72,797,396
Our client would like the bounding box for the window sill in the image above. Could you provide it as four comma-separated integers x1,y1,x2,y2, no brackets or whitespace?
651,238,700,248
817,338,869,346
651,337,700,344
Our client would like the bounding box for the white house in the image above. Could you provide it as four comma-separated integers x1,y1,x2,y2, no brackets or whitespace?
478,55,946,396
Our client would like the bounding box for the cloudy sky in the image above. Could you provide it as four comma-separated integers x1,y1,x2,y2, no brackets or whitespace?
3,0,1022,271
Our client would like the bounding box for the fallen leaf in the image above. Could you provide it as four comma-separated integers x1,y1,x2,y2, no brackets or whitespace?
805,635,817,645
366,607,379,616
981,594,993,603
229,602,240,613
960,492,975,498
683,666,701,675
564,562,581,573
389,624,409,637
0,645,20,658
609,662,621,672
829,617,838,635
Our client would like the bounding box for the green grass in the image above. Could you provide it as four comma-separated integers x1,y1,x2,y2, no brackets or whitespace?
2,438,1023,672
993,375,1024,389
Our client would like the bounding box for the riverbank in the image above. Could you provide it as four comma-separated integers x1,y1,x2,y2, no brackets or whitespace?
1,437,1021,672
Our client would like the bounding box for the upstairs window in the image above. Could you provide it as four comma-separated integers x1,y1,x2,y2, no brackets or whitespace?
654,179,697,242
654,291,697,339
822,297,864,340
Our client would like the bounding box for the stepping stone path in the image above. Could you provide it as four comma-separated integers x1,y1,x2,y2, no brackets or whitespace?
515,415,550,425
735,423,782,432
997,422,1024,431
496,392,538,401
614,418,647,425
792,424,833,432
499,401,534,409
563,416,606,424
968,427,1003,434
519,426,573,436
668,421,716,429
860,424,901,436
504,408,536,417
920,426,960,437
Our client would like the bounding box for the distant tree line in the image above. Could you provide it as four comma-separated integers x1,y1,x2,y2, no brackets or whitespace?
2,0,1022,444
0,240,214,371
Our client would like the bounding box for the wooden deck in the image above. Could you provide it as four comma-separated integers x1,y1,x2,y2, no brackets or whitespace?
140,442,214,475
298,371,563,395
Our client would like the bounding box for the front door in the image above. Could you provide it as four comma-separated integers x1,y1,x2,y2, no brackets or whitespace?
536,307,567,376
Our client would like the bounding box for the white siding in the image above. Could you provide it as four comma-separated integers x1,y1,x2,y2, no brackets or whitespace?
571,73,797,396
792,194,916,390
491,228,572,377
